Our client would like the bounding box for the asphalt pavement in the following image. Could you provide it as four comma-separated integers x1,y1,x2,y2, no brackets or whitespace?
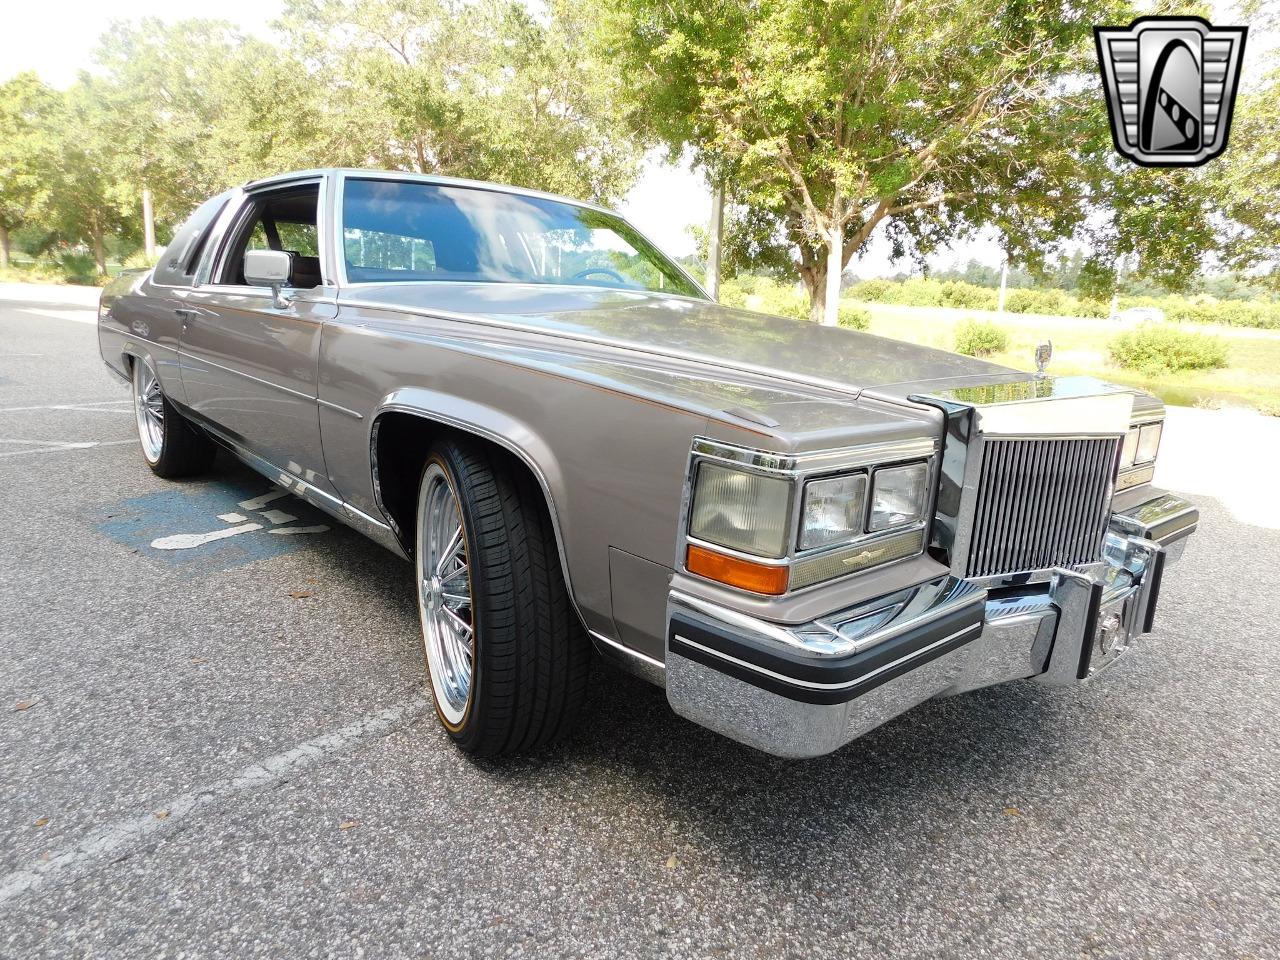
1,288,1277,959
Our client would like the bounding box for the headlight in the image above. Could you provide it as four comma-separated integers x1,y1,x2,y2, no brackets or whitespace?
1135,421,1162,464
688,463,792,558
799,473,867,550
1121,428,1140,468
1121,420,1162,469
869,462,929,531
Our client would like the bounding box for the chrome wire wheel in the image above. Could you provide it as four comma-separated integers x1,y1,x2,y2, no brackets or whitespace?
133,358,164,464
416,462,476,727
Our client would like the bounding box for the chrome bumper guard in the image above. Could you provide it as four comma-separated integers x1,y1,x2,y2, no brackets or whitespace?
666,491,1198,758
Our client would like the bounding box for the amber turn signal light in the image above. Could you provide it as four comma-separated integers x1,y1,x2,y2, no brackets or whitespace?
686,544,789,595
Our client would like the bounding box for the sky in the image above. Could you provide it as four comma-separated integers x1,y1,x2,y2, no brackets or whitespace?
0,0,1262,277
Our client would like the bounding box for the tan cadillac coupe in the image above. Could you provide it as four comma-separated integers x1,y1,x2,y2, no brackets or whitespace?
99,169,1198,758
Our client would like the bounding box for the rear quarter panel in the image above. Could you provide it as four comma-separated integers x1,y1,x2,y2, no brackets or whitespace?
98,272,186,400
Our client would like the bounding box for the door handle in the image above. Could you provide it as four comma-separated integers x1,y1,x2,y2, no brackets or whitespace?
175,308,195,321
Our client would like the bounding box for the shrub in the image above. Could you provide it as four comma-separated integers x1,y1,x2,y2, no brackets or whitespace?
940,280,998,310
836,303,871,330
894,277,946,306
754,284,808,320
954,319,1010,357
1108,324,1229,376
1005,287,1070,315
56,252,98,285
721,275,808,319
846,278,893,302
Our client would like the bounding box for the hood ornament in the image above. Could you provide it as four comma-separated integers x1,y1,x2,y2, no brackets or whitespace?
1034,340,1053,377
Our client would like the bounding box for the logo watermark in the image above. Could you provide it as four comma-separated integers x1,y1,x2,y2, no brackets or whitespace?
1095,16,1247,167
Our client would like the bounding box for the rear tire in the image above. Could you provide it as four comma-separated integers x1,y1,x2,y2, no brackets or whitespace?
131,356,216,478
415,436,591,756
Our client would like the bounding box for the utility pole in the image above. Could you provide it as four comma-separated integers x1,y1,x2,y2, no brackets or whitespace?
1109,253,1128,321
142,186,156,262
997,255,1009,315
706,181,724,301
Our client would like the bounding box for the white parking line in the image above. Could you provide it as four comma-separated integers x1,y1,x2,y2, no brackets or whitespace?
0,439,134,458
0,694,430,907
0,400,131,413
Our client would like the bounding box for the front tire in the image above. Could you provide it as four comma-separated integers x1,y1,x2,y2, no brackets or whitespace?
415,438,591,756
131,356,215,478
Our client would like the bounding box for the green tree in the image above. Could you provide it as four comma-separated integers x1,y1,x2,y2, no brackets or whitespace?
279,0,640,202
89,19,340,242
1214,61,1280,289
595,0,1223,322
43,77,138,275
0,72,61,268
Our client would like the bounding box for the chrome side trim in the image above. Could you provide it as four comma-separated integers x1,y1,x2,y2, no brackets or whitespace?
102,360,131,385
206,427,408,560
317,397,364,420
183,350,316,402
589,629,666,687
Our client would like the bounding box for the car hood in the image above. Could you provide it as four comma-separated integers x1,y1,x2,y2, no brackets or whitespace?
340,282,1025,397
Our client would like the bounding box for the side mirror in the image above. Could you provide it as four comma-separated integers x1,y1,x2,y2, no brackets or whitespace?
243,249,293,308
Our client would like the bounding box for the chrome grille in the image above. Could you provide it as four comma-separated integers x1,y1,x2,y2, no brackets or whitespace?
965,437,1120,578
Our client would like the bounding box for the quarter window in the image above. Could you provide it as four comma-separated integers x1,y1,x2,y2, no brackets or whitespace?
152,192,232,287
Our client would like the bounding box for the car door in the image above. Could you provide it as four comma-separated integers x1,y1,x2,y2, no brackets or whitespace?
177,177,340,499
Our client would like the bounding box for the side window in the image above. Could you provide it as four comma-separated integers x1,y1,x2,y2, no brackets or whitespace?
152,192,232,287
215,184,322,289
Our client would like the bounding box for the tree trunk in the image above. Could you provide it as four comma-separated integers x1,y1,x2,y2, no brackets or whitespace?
706,181,724,301
0,223,10,269
823,196,843,326
91,217,107,276
796,234,825,322
142,186,156,262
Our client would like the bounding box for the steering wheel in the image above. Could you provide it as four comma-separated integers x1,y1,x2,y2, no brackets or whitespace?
570,267,627,285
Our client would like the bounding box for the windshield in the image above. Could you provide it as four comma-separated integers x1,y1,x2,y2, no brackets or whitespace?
341,178,702,297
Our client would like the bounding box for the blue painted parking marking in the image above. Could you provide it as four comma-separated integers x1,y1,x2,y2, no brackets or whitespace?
93,475,331,570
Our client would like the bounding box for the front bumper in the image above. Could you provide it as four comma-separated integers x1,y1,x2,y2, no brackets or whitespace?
665,491,1198,758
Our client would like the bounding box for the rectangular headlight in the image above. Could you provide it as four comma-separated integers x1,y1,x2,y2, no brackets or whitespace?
1121,427,1140,469
1136,421,1162,464
799,473,867,551
869,462,929,531
689,462,792,558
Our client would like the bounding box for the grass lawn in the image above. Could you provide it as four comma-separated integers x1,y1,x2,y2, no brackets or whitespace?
858,302,1280,416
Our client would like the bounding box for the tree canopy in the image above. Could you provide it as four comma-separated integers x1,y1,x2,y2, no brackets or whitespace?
0,1,639,274
594,0,1245,320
